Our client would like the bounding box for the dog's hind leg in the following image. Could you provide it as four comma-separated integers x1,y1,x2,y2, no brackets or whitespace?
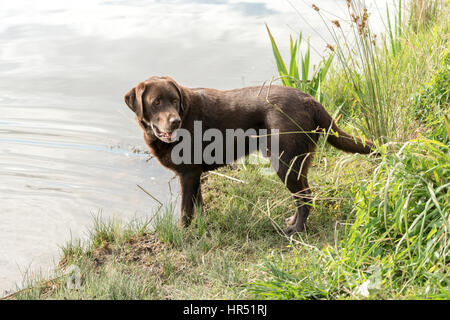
284,177,312,235
270,139,314,235
279,167,312,235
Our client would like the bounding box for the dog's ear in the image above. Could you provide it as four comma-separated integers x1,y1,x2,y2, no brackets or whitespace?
124,83,146,119
124,87,137,112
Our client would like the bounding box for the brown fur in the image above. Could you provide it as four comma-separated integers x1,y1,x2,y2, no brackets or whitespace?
124,76,376,235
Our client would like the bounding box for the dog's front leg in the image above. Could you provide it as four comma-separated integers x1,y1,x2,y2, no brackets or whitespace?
179,170,202,227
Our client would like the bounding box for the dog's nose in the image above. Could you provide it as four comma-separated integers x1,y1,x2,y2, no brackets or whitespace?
169,117,181,128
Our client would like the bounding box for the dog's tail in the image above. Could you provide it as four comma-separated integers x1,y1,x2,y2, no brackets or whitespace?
314,101,376,154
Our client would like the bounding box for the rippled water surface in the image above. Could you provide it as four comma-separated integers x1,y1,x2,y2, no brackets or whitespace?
0,0,390,294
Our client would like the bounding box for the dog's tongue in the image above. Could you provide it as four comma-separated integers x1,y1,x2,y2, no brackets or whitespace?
161,132,171,139
159,129,178,141
164,130,178,141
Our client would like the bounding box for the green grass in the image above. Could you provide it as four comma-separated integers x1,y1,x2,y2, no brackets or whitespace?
10,155,372,300
411,48,450,144
8,166,289,299
250,139,449,299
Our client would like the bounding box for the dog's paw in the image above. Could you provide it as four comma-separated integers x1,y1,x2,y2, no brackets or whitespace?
283,225,304,236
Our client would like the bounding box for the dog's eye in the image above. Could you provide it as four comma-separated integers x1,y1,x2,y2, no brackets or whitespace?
153,98,160,106
172,98,178,104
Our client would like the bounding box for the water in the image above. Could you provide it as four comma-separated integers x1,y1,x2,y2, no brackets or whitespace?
0,0,390,295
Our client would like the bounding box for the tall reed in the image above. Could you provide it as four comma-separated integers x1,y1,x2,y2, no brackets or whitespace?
266,24,333,104
318,0,406,141
267,0,444,142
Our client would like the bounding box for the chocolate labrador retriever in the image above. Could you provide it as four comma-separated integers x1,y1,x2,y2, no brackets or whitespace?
124,76,376,235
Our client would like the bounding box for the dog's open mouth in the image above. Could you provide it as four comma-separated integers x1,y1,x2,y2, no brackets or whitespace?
152,124,177,142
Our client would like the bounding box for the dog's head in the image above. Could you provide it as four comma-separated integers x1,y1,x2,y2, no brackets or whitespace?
124,76,184,143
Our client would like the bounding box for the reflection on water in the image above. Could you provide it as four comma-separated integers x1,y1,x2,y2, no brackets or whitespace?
0,0,389,295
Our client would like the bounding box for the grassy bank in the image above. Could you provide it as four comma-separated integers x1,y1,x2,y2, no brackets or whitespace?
10,155,377,300
7,0,449,300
